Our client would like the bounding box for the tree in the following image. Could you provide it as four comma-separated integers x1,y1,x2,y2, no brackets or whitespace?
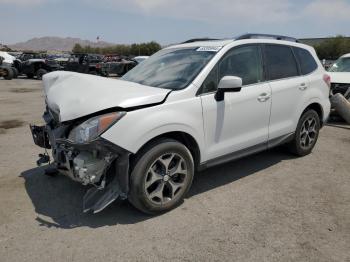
71,42,162,56
72,43,83,53
314,36,350,60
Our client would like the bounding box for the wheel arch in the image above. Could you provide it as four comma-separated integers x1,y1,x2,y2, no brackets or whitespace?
301,102,324,126
130,131,201,171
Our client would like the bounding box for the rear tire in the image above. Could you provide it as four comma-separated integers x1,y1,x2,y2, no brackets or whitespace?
36,69,47,80
288,109,320,156
129,139,194,215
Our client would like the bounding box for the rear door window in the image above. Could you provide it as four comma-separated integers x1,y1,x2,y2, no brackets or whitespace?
293,47,318,75
265,45,299,80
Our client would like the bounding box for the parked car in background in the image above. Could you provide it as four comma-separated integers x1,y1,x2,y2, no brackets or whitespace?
98,55,138,77
103,54,121,62
16,52,60,79
30,34,330,214
7,51,22,59
0,51,16,64
321,59,335,70
0,56,14,80
0,51,20,78
64,53,104,75
18,52,46,61
328,54,350,99
54,56,70,68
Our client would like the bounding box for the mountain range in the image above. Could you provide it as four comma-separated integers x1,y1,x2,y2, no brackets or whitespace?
8,37,114,51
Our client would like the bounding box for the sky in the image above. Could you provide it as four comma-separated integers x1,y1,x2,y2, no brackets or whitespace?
1,0,350,45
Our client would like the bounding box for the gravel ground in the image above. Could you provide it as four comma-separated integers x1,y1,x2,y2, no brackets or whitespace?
0,78,349,262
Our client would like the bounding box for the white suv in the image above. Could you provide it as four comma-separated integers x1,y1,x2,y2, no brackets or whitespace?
31,34,331,214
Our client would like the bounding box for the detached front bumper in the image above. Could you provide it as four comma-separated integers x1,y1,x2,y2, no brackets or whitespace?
30,123,131,213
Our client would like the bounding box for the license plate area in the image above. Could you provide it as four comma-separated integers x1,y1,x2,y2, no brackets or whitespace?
30,124,51,149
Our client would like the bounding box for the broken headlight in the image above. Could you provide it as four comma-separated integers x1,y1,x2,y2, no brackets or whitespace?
68,112,126,144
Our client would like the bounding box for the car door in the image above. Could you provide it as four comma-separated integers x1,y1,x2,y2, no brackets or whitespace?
199,44,272,162
263,44,309,140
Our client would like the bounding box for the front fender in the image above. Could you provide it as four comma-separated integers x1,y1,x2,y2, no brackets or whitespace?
101,97,205,160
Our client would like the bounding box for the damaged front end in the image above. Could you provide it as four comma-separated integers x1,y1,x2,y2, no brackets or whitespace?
30,110,131,213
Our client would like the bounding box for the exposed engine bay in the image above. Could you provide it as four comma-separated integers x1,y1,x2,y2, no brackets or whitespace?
29,71,172,214
30,110,131,213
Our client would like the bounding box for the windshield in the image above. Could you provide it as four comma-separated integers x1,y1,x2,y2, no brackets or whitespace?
329,57,350,72
122,48,216,90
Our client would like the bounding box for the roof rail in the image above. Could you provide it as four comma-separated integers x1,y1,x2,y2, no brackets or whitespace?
236,34,298,42
182,38,219,44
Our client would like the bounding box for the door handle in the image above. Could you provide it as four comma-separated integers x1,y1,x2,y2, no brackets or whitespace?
299,83,308,91
257,93,271,102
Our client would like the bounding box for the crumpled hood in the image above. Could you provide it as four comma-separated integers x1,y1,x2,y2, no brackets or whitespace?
328,72,350,84
43,71,170,122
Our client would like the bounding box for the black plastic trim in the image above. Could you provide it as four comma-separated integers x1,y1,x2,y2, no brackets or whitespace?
236,34,298,43
268,133,294,148
199,133,294,170
182,38,220,44
200,142,267,170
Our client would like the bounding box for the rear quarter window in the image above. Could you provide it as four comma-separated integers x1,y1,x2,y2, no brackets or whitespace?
293,47,318,75
265,45,299,81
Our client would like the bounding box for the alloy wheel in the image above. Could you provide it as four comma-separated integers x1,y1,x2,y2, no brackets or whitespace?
144,153,188,205
300,116,318,150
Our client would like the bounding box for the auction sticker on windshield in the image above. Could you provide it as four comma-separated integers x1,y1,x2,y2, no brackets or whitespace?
196,46,222,52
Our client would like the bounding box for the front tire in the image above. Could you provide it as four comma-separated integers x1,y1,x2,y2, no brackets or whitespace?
129,139,194,214
288,109,320,156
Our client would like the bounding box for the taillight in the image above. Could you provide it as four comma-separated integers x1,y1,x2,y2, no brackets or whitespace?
323,74,331,88
96,63,101,69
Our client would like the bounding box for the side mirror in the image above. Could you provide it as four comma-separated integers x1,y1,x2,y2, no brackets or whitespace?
215,76,242,101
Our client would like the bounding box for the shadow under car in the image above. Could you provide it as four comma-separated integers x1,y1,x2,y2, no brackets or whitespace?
20,147,294,229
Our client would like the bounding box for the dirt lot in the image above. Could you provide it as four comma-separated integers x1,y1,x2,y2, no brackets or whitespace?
0,78,349,262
